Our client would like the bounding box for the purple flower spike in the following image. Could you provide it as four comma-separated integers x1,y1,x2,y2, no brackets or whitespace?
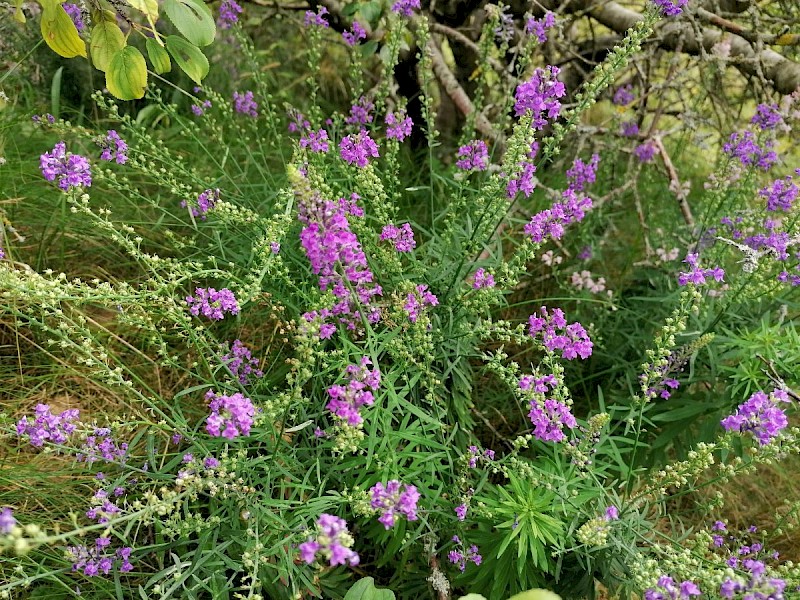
300,514,360,567
40,142,92,191
339,130,380,167
369,480,420,528
721,389,791,446
456,140,489,171
205,390,256,439
186,287,239,320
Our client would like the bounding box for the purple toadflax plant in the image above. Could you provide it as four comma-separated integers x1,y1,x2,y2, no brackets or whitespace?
205,390,256,439
299,514,360,567
325,357,381,426
339,129,380,167
16,404,80,447
369,480,420,528
40,142,92,190
97,130,128,164
721,389,791,446
186,287,240,320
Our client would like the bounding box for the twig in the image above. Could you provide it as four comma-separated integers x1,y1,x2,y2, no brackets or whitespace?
426,37,498,141
652,136,694,227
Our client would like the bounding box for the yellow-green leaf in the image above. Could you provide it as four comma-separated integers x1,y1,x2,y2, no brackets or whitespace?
90,21,126,72
125,0,158,21
106,45,148,100
13,0,25,23
165,35,209,84
40,3,87,58
507,590,562,600
145,38,172,74
163,0,215,47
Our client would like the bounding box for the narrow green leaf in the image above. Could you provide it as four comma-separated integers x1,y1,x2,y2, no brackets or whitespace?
40,2,87,58
145,38,172,74
90,21,126,72
50,66,62,119
163,0,215,47
165,36,209,84
106,45,148,100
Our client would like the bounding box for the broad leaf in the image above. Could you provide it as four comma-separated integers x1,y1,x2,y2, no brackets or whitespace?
40,2,86,58
106,45,148,100
146,38,172,74
343,577,395,600
90,21,126,72
165,36,209,84
507,590,562,600
125,0,158,21
163,0,215,47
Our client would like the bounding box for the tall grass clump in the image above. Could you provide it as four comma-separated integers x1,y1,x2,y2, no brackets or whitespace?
1,1,800,599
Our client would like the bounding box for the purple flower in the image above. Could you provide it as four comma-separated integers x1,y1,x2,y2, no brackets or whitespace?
98,130,128,164
370,480,420,529
191,99,212,116
181,188,220,219
343,21,367,46
652,0,688,17
233,91,258,118
677,253,725,286
634,140,657,163
527,306,593,360
300,514,359,567
723,130,777,171
339,129,380,167
456,140,489,171
721,389,790,445
455,503,468,521
68,539,134,576
217,0,242,29
203,457,220,469
604,506,619,521
566,154,600,192
528,398,577,442
760,176,798,212
751,103,783,131
385,109,413,141
186,287,240,320
300,128,330,153
63,3,85,31
404,284,439,323
345,96,375,126
391,0,419,17
645,576,701,600
448,538,481,572
16,404,80,447
40,142,92,190
304,6,329,27
380,223,416,252
0,507,16,534
525,11,556,43
514,66,566,129
612,84,635,106
221,339,263,385
205,390,256,439
287,108,310,133
77,428,128,465
472,268,495,289
298,190,382,333
621,120,639,137
524,188,593,245
494,8,514,44
326,357,381,426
